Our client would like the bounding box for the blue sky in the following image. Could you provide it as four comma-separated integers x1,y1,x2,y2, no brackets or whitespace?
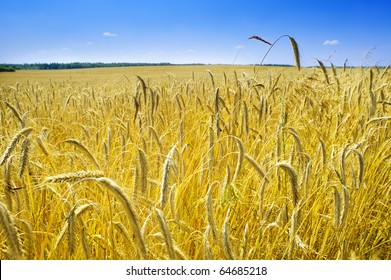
1,0,390,66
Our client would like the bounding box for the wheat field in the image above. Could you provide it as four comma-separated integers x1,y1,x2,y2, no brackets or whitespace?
0,65,390,260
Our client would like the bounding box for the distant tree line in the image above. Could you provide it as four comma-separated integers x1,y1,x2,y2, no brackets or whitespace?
0,62,173,71
0,65,16,72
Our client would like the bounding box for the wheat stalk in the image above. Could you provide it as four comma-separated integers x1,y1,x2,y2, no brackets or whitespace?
80,224,91,259
288,206,300,259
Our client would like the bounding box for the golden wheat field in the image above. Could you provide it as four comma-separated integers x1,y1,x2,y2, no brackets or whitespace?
0,65,390,260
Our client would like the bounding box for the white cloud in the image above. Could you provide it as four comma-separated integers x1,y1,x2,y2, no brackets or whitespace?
235,45,245,49
86,41,94,45
323,40,340,46
103,32,117,37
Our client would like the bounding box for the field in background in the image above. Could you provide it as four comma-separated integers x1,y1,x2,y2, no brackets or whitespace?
0,65,390,260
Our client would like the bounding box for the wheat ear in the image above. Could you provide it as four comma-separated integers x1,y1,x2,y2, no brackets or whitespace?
160,145,176,208
287,127,304,154
232,137,245,183
86,177,147,258
155,208,176,259
63,139,100,169
0,202,23,259
67,206,76,256
244,154,270,183
19,219,34,259
18,138,30,178
45,170,104,183
204,226,214,259
0,127,33,165
241,223,249,259
222,208,235,259
288,36,301,71
5,101,25,127
138,148,148,193
340,185,350,227
206,183,218,242
207,70,215,88
317,59,330,84
351,149,364,187
332,185,341,228
275,162,299,207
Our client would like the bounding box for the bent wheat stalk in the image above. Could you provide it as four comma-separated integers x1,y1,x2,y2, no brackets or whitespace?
250,34,301,75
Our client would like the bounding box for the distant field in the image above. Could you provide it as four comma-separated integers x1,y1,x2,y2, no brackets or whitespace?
0,65,261,84
0,65,390,260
